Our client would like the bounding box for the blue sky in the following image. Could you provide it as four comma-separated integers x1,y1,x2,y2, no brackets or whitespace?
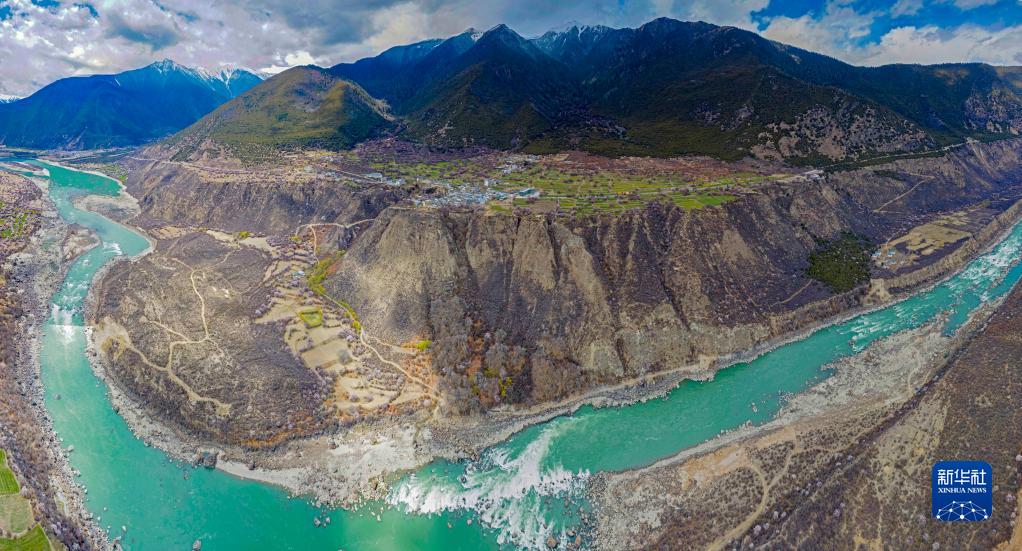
748,0,1022,66
755,0,1022,28
2,0,1022,96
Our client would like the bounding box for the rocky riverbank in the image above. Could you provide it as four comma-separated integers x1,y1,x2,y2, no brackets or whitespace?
2,172,108,549
593,262,1022,550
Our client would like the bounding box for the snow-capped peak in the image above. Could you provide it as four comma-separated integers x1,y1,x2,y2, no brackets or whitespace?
145,59,263,85
216,64,265,81
147,59,214,82
150,59,186,73
0,94,21,104
547,20,583,35
538,21,612,39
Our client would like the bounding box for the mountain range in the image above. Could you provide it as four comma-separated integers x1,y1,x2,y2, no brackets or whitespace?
164,65,394,158
165,18,1022,163
11,18,1022,162
0,60,262,150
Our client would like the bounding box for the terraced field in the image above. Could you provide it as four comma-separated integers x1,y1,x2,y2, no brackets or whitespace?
0,451,50,551
365,155,780,214
0,525,49,551
0,496,32,537
0,451,19,495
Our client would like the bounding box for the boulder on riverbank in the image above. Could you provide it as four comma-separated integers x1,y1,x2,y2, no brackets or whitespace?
193,451,218,469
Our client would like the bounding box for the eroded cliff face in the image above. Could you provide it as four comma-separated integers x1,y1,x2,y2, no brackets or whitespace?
325,140,1022,414
123,158,404,233
93,140,1022,444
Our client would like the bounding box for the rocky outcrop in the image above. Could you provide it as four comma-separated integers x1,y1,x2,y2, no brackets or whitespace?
966,87,1022,136
91,232,328,446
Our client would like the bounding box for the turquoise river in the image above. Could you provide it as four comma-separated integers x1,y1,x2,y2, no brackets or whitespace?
15,159,1022,549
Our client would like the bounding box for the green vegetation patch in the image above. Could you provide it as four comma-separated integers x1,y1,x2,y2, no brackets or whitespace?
0,524,49,551
806,232,875,293
414,339,431,351
306,251,361,330
0,450,48,550
499,376,513,398
368,157,769,215
0,495,34,535
306,251,345,296
200,69,393,152
95,164,128,183
0,451,19,495
0,202,34,241
298,308,323,329
694,193,737,207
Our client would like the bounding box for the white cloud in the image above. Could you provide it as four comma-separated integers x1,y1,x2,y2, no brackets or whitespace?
760,3,879,60
757,1,1022,68
1,0,1021,97
3,0,657,95
946,0,1000,10
0,0,381,95
327,1,475,62
858,23,1022,66
674,0,770,29
890,0,924,17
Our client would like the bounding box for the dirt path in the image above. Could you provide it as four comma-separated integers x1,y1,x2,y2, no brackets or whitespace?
294,219,374,252
292,228,437,397
309,283,438,397
367,334,418,356
357,328,437,396
707,436,862,550
874,173,936,213
775,280,814,307
123,256,232,415
822,141,969,172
